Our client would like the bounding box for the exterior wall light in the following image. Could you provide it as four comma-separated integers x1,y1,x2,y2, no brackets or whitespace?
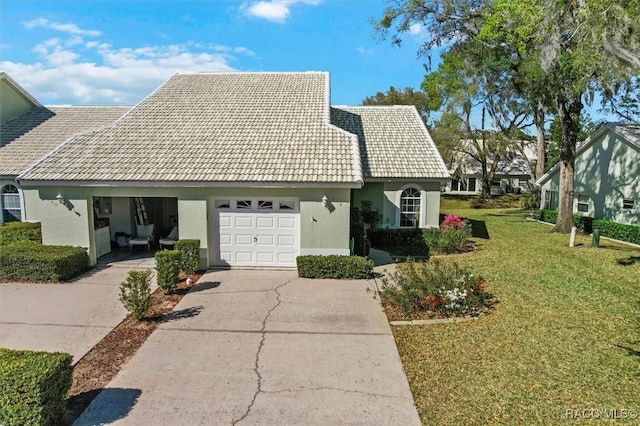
56,193,64,204
322,195,328,207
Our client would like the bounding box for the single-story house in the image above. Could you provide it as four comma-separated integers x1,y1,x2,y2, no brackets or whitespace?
0,72,131,223
445,140,537,195
537,122,639,226
5,72,449,267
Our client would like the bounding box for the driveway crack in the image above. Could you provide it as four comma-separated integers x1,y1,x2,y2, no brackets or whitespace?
232,278,292,425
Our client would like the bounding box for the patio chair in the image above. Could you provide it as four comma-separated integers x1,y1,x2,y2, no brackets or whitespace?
159,226,178,249
129,224,155,251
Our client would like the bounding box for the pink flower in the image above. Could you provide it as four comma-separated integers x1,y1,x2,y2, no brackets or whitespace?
441,215,465,230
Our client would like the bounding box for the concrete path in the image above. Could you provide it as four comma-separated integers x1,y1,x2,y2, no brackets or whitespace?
75,269,420,425
0,261,155,363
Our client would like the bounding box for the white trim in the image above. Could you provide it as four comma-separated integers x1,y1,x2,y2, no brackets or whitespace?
395,183,426,229
18,180,361,189
299,248,350,256
0,181,25,222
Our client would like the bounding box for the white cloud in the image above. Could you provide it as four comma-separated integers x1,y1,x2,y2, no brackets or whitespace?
356,46,373,55
241,0,322,23
23,18,101,37
1,37,247,104
409,23,423,36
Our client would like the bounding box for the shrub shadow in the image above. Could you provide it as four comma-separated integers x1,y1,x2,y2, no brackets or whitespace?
71,387,141,425
468,219,490,240
162,305,204,323
188,280,221,293
617,256,640,266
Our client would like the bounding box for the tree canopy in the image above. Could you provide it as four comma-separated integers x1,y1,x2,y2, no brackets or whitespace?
375,0,640,232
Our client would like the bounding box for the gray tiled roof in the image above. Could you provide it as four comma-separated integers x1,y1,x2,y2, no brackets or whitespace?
330,106,449,179
19,72,362,184
1,106,131,176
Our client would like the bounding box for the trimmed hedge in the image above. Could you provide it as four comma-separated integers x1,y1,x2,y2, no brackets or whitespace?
0,348,72,426
175,239,200,274
537,209,639,245
0,222,41,246
296,255,374,279
0,241,89,282
368,228,430,257
594,220,640,245
155,250,181,294
119,269,152,320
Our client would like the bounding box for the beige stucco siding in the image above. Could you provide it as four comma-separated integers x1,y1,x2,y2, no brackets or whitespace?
23,185,351,266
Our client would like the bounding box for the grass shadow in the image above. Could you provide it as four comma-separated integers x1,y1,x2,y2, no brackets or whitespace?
187,280,221,293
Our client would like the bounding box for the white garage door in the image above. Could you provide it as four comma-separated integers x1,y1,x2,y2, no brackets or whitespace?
211,199,299,267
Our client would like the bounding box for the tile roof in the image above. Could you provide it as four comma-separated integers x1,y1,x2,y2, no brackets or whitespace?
330,106,450,179
1,106,131,176
19,72,362,185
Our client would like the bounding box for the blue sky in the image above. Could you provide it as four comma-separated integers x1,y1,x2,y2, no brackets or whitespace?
1,0,433,107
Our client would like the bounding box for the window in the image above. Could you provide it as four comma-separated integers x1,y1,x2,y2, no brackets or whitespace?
623,199,635,210
400,187,421,228
278,200,294,210
576,194,590,213
236,200,252,209
2,185,21,222
257,200,273,210
468,178,477,192
544,190,558,210
215,200,230,209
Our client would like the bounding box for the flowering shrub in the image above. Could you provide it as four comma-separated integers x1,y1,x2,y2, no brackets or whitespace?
422,215,473,254
381,259,489,319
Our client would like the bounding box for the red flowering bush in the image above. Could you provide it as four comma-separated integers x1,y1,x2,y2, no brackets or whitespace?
423,215,472,254
380,259,490,319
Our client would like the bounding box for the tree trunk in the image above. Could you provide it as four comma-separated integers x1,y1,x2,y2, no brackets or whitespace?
552,95,582,233
533,104,546,208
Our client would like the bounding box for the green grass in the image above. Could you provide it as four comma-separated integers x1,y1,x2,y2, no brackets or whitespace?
393,201,640,425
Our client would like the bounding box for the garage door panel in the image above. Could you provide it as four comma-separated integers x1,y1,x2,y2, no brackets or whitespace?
256,217,275,228
256,235,274,246
278,253,296,264
235,234,253,245
277,235,295,246
235,216,253,228
214,203,299,267
257,252,275,264
235,252,254,263
277,217,296,228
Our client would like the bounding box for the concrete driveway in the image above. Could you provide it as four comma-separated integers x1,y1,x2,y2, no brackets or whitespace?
0,260,154,363
76,269,420,425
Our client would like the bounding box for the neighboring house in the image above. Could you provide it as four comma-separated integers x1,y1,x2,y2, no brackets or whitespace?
444,140,536,195
10,72,449,267
537,123,640,226
0,72,130,223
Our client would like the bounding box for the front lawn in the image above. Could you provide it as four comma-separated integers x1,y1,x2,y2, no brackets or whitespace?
393,200,640,425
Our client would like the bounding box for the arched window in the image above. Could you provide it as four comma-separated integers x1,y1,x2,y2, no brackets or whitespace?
2,185,21,222
400,187,421,228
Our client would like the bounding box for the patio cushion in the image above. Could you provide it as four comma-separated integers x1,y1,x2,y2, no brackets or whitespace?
136,224,154,239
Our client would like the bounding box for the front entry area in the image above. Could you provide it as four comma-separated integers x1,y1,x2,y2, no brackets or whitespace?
210,198,300,267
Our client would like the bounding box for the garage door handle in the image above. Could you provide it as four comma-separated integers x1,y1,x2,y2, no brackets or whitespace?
254,236,257,242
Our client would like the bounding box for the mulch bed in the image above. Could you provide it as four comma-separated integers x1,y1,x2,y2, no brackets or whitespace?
63,271,203,425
